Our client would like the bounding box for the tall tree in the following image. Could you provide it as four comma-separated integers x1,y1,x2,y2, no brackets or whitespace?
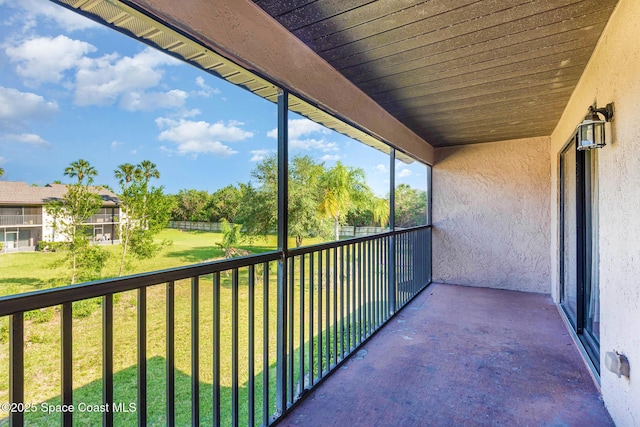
138,160,160,193
238,156,278,240
64,159,97,185
208,185,242,223
115,163,140,276
239,154,332,247
394,184,427,228
288,155,331,246
171,189,211,221
51,160,105,284
115,161,172,275
114,163,140,186
370,196,390,227
318,162,367,241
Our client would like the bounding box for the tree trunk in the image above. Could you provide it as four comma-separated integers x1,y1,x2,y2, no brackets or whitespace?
333,216,340,241
118,234,128,276
71,252,77,284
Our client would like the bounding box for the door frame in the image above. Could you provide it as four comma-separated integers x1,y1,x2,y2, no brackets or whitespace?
559,133,600,371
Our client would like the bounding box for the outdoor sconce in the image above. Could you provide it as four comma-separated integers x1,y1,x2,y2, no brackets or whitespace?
576,102,614,151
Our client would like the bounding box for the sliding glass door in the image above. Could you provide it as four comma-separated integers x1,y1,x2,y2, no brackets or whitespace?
560,135,600,369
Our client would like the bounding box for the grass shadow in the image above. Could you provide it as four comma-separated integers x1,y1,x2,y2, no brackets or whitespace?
7,356,278,427
164,247,225,263
0,277,66,296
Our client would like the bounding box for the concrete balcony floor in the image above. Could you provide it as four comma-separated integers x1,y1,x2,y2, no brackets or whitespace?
278,283,613,426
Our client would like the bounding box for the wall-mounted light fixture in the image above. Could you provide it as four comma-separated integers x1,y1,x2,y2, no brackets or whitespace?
576,102,614,151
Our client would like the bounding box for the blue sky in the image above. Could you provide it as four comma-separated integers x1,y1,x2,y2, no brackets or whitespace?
0,0,427,196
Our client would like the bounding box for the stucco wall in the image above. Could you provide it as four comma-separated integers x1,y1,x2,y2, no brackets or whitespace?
432,137,551,293
550,0,640,424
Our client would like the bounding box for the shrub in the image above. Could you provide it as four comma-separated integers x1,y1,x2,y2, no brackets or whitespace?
76,245,109,282
24,308,55,323
72,298,102,318
37,240,65,252
0,318,7,344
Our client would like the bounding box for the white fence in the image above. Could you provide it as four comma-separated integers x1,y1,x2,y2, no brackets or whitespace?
168,221,388,237
168,221,223,232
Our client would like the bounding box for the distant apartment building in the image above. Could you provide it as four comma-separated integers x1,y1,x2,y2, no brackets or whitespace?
0,181,120,252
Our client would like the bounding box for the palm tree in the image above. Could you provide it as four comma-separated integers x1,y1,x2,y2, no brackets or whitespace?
114,163,140,187
0,167,4,177
138,160,160,188
318,162,366,241
370,196,390,227
64,159,97,185
115,163,140,277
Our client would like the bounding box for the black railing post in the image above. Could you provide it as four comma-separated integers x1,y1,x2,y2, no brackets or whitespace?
166,281,175,427
276,88,289,417
262,265,270,427
137,287,147,426
61,302,73,427
102,293,113,427
231,269,239,427
212,272,221,427
389,149,397,314
9,313,24,427
191,277,200,426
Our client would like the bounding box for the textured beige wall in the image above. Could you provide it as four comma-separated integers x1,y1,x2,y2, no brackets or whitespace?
432,137,551,293
550,0,640,424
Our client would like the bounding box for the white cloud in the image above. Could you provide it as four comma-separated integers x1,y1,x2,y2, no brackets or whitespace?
17,0,101,32
288,119,329,139
156,117,253,156
0,156,6,165
4,133,50,148
267,118,331,139
194,76,220,97
6,35,96,85
120,89,188,111
375,164,388,173
159,145,174,156
321,154,340,162
398,168,413,178
179,108,202,119
250,149,272,162
0,86,58,130
110,141,122,149
5,37,186,112
74,48,182,107
268,118,337,152
290,138,338,152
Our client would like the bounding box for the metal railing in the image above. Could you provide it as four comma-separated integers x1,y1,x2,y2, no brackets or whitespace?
0,225,431,426
84,214,119,224
0,215,42,226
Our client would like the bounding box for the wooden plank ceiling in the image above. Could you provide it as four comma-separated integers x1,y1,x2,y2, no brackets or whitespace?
253,0,618,147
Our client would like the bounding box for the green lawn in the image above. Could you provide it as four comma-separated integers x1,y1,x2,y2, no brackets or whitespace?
0,229,352,426
0,228,283,297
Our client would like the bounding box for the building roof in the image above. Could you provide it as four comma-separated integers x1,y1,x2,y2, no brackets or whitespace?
0,181,119,206
60,0,619,152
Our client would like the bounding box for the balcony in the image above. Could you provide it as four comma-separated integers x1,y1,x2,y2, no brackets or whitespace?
276,284,613,426
0,215,42,226
0,227,613,426
84,214,118,224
